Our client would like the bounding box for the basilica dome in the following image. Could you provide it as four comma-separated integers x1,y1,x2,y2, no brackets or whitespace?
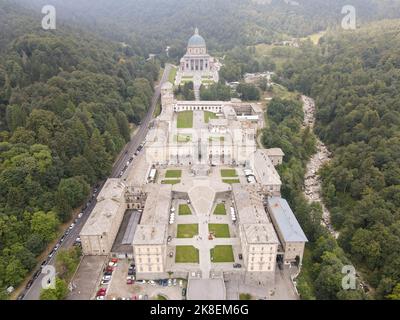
188,28,206,47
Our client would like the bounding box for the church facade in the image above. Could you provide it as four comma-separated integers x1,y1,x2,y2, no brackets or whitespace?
175,28,220,85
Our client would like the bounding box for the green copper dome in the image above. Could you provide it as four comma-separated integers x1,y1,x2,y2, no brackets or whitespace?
188,28,206,47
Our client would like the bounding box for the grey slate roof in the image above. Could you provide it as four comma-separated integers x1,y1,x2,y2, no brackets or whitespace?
267,197,308,243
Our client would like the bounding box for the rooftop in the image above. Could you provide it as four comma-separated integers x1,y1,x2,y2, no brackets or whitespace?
241,223,279,245
251,150,282,186
140,184,172,225
80,198,125,236
232,184,270,225
267,197,308,243
264,148,285,157
132,224,167,245
96,178,126,202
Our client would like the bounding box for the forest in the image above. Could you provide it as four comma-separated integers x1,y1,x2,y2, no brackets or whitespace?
275,20,400,299
0,1,158,297
13,0,400,58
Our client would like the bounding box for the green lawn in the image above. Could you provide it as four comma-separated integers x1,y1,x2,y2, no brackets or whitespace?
174,134,192,143
220,169,238,177
222,179,240,185
204,111,218,123
209,136,224,143
179,204,192,215
177,111,193,128
153,100,162,118
177,224,198,238
213,203,226,215
239,293,252,300
175,246,199,263
209,224,230,238
210,245,234,263
161,180,181,185
168,67,177,84
165,170,182,178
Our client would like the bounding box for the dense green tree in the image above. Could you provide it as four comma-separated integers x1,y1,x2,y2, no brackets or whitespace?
30,211,59,243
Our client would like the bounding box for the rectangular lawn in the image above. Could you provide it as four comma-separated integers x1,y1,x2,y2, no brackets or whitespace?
204,111,218,123
165,170,182,178
213,203,226,215
209,224,230,238
161,179,181,185
210,245,234,263
175,246,199,263
220,169,238,177
177,224,198,238
177,111,193,128
222,179,240,185
168,67,177,84
179,204,192,215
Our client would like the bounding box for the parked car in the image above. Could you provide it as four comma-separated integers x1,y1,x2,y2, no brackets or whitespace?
182,288,187,296
128,269,135,276
26,280,33,289
126,278,133,285
167,236,172,243
104,266,113,273
138,294,143,300
238,253,243,260
96,296,105,300
233,263,242,268
17,294,25,300
101,280,110,285
168,279,172,287
149,280,156,286
137,280,146,285
78,212,83,219
169,252,173,258
144,295,148,300
102,275,111,281
173,279,177,286
104,271,112,276
33,270,41,280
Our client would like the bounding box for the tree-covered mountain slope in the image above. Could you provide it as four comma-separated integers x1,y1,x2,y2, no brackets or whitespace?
0,1,158,297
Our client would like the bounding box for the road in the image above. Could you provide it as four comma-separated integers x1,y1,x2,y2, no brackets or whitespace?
22,64,172,300
111,64,172,178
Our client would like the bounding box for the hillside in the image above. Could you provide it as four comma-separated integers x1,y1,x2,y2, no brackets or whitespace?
276,19,400,299
14,0,400,57
0,1,158,297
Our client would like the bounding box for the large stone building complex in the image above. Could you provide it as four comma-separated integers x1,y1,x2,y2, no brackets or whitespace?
79,28,308,299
